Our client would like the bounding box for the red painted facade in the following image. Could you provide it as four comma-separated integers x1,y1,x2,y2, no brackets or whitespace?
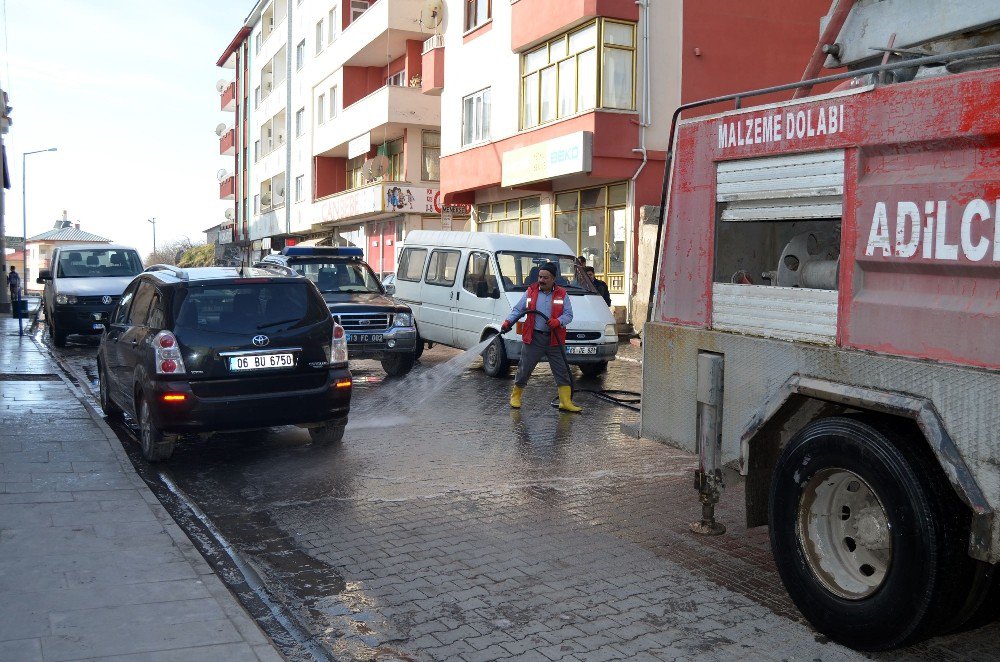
343,41,422,107
219,175,237,200
655,68,1000,370
315,156,347,199
510,0,638,51
421,44,445,95
220,81,237,112
219,128,236,156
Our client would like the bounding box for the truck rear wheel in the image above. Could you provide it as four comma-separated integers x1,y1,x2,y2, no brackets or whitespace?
769,417,980,651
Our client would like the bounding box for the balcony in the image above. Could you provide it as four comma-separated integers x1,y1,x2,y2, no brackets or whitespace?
220,81,236,112
219,176,236,200
421,34,444,95
314,84,440,157
219,128,236,156
340,0,436,67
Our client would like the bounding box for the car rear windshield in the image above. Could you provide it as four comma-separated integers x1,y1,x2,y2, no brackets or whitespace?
56,249,142,278
173,282,329,334
495,252,597,294
289,260,383,294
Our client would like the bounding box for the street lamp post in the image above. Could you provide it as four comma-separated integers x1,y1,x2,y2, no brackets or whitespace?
23,147,58,284
148,218,156,256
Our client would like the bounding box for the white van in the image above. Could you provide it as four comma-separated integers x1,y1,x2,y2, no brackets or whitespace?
390,231,618,377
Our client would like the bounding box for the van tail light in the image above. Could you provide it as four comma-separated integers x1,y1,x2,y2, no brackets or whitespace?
331,323,348,365
154,331,187,375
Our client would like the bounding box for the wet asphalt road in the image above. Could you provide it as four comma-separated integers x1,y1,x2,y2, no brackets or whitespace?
41,329,1000,661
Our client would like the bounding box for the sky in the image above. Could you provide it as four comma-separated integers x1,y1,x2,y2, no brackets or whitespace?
1,0,250,258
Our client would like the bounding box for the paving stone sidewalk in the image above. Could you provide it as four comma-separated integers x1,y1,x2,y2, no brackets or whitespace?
0,316,281,662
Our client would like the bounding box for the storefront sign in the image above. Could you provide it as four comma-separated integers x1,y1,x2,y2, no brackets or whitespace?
348,132,371,160
320,185,383,222
319,184,442,223
384,185,439,214
501,131,593,187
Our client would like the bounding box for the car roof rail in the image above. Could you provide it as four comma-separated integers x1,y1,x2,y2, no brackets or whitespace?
144,264,188,280
257,263,298,277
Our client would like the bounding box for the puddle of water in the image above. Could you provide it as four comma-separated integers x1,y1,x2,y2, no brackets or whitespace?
347,337,494,430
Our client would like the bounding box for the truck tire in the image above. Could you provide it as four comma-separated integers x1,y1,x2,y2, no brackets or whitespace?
481,333,509,377
769,416,979,651
381,352,415,377
309,420,347,444
98,362,122,420
138,395,175,461
579,361,608,378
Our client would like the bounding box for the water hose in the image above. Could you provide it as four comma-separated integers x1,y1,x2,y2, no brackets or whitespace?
504,309,642,411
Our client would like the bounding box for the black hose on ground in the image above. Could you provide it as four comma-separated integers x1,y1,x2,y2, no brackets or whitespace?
506,309,642,411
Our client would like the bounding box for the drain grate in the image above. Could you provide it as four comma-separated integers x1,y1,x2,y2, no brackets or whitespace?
0,373,61,381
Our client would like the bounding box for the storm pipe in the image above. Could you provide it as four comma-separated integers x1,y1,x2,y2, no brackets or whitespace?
792,0,853,99
628,0,650,315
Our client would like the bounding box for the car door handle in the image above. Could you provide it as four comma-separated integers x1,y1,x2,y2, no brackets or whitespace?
455,291,460,301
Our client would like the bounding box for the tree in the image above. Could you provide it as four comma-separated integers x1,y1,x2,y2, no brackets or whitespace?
144,238,193,267
178,244,216,267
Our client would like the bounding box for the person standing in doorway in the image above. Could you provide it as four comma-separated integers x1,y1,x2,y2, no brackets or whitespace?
585,266,612,307
7,265,21,306
500,262,582,412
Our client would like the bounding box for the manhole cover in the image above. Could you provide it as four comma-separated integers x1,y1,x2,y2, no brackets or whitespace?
0,373,61,381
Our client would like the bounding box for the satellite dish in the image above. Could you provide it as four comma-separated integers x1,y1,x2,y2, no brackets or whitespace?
215,79,230,93
217,169,232,182
261,192,272,206
370,155,390,179
361,160,373,181
215,123,230,137
224,208,235,221
420,0,443,30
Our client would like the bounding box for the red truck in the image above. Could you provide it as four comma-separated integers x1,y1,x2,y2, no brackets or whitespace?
642,0,1000,651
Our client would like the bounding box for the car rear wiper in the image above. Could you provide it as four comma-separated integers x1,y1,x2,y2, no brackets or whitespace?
257,317,300,329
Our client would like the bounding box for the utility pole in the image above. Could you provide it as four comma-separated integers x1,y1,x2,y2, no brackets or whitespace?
148,217,156,256
0,86,13,313
22,148,58,285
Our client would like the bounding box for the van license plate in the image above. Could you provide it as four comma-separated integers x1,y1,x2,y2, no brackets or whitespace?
567,346,598,355
347,333,383,344
229,353,294,371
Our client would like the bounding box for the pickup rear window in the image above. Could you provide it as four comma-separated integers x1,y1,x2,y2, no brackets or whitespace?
173,283,328,334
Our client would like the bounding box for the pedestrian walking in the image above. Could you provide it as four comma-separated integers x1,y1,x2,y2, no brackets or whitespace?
584,266,612,307
500,262,582,412
7,265,21,304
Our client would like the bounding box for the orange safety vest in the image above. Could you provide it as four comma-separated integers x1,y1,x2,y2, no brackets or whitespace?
522,283,567,347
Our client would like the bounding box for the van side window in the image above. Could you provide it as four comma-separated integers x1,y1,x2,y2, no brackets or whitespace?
425,250,461,287
127,281,156,326
462,251,497,295
398,247,428,282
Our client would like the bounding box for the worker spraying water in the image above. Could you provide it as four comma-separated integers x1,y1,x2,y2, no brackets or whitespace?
500,262,582,413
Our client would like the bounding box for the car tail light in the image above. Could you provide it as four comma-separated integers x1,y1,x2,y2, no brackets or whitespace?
161,393,186,402
335,378,352,389
331,322,348,365
154,331,187,374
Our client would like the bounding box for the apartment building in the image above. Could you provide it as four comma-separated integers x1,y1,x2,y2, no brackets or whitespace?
435,0,830,320
217,0,444,272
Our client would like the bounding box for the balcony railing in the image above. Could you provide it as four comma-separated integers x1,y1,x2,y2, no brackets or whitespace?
219,129,236,156
219,176,236,200
422,33,443,54
220,81,237,112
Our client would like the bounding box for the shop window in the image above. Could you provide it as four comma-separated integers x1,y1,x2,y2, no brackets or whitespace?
521,20,634,130
555,183,628,292
476,196,540,235
422,131,440,181
462,88,491,146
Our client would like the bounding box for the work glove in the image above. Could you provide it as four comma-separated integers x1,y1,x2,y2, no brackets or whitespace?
500,320,512,334
547,318,561,330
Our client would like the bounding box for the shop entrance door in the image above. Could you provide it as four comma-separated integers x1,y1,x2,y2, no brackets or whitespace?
368,220,397,276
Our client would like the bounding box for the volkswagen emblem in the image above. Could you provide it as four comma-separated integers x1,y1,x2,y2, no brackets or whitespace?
252,335,270,347
102,295,112,305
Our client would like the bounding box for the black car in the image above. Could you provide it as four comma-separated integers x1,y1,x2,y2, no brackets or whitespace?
97,265,352,461
256,247,417,376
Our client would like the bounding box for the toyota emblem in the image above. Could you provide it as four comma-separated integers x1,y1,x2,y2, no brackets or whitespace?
102,295,112,305
252,335,270,347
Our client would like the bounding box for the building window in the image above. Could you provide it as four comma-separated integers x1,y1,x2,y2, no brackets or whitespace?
351,0,371,21
254,86,261,108
315,20,324,55
555,183,628,292
462,88,491,146
379,138,404,181
328,85,338,119
254,194,260,213
295,107,304,136
521,19,635,130
476,196,541,235
254,140,260,162
254,31,262,54
386,71,405,87
317,94,325,124
346,155,365,190
296,40,305,70
295,175,304,202
328,7,338,44
465,0,490,32
422,131,440,181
